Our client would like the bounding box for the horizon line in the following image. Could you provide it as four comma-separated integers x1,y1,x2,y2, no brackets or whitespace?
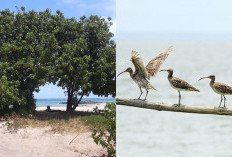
35,97,115,99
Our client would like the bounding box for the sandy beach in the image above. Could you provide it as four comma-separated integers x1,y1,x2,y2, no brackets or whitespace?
36,103,106,112
0,103,107,157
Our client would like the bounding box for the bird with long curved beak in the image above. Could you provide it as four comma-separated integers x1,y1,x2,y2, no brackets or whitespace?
117,46,173,100
160,69,200,106
199,75,232,108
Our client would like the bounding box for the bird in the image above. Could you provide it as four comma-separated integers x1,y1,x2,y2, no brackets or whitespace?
160,69,200,106
199,75,232,108
117,46,173,100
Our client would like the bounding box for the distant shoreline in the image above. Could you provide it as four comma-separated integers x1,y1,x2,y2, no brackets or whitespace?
35,98,115,108
59,100,97,104
36,103,106,112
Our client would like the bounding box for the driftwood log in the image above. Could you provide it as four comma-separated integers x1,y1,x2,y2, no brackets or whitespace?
116,98,232,116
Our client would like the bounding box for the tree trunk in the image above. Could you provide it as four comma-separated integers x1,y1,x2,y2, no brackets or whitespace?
66,88,73,112
66,98,72,112
72,93,84,110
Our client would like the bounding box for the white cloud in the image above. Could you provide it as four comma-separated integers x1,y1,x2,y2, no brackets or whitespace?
110,19,116,35
102,16,116,36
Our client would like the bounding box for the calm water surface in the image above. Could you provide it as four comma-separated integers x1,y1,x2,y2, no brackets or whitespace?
36,98,115,107
117,41,232,157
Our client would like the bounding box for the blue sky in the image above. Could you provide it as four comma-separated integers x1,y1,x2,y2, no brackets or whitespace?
117,0,232,40
0,0,115,98
0,0,115,19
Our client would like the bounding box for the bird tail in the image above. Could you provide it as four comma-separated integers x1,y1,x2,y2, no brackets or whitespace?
149,83,158,91
192,87,200,92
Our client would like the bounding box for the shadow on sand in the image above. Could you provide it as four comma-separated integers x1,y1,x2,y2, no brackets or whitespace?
34,109,104,121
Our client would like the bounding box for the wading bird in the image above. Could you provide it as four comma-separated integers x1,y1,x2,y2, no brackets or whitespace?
117,46,173,100
199,75,232,108
160,69,200,106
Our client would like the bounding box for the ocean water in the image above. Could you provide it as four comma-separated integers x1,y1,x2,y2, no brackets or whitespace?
36,98,115,107
117,41,232,157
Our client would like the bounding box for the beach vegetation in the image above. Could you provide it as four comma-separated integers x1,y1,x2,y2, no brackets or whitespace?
5,110,107,134
2,120,19,133
92,103,116,157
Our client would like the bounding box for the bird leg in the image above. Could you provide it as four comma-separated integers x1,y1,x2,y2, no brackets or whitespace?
143,90,148,101
174,91,181,107
138,87,143,100
219,95,223,108
223,95,226,108
178,91,181,106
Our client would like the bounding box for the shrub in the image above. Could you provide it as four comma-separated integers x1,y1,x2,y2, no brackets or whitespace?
92,102,116,157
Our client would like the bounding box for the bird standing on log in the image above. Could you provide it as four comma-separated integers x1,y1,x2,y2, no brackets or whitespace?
160,69,200,106
199,75,232,108
117,46,174,100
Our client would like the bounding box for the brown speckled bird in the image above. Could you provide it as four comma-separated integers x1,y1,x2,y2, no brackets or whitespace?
160,69,200,106
117,46,173,100
199,75,232,108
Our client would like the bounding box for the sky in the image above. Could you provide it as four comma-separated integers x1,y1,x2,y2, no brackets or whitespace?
117,0,232,40
0,0,115,98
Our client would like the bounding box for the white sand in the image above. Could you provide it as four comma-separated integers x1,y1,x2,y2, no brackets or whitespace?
0,126,106,157
0,103,108,157
36,103,106,112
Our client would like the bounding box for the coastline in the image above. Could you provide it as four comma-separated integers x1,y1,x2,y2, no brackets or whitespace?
36,103,106,112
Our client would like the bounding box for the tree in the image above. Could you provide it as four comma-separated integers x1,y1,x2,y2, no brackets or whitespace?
0,7,59,112
54,41,91,111
53,15,115,111
0,7,115,113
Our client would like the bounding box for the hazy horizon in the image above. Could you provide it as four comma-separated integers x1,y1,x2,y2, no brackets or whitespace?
117,0,232,41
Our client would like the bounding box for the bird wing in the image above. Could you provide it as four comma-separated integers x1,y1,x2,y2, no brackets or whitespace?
214,83,232,94
131,50,148,79
146,46,173,79
171,77,199,91
171,78,191,90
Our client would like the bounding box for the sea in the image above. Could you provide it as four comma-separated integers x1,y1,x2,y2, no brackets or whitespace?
117,41,232,157
36,98,115,107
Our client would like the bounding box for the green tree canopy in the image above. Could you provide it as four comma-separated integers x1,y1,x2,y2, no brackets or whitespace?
0,7,115,112
0,62,20,113
0,7,60,112
81,16,116,97
53,15,115,111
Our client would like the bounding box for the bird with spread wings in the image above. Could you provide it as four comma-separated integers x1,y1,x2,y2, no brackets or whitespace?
117,46,173,100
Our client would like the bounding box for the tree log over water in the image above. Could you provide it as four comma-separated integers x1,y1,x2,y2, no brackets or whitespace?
116,98,232,116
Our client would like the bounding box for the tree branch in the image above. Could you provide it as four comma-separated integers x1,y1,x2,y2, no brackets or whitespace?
72,92,85,110
116,98,232,116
